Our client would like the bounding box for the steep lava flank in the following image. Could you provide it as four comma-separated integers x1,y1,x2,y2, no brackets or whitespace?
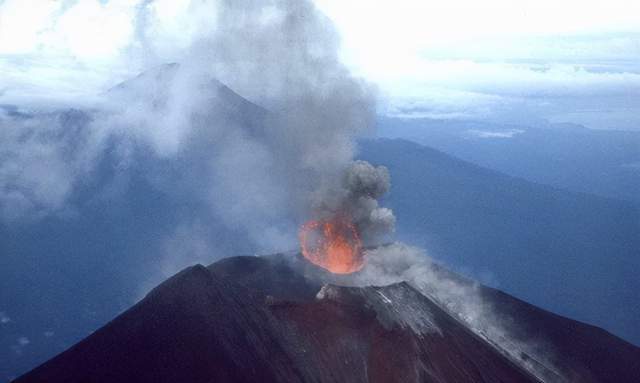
14,253,640,383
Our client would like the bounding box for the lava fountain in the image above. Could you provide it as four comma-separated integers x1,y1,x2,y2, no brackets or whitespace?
299,214,364,274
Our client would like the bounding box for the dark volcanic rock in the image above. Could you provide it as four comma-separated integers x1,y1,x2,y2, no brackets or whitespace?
13,254,640,382
14,264,301,383
14,256,535,382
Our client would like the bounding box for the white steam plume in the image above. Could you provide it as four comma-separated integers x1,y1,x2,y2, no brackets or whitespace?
0,0,394,260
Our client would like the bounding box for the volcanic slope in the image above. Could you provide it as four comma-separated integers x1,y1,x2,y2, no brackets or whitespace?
14,253,640,383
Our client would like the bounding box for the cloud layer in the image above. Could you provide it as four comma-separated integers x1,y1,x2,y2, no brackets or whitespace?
2,0,639,130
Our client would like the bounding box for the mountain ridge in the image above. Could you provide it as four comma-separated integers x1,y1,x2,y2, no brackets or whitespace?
359,138,640,346
14,253,640,383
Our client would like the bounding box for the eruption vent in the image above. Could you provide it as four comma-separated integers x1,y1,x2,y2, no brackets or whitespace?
299,160,394,273
299,214,363,274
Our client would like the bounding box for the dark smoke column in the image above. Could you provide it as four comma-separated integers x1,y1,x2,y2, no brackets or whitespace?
342,160,395,243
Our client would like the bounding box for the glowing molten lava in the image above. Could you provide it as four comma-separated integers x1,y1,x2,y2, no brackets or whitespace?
299,215,363,274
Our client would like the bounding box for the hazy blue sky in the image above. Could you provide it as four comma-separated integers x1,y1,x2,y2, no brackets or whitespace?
1,0,639,129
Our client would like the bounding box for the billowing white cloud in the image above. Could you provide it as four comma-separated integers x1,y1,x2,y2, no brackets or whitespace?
0,0,134,58
315,0,640,67
0,0,60,55
317,0,640,129
1,0,638,129
0,1,388,270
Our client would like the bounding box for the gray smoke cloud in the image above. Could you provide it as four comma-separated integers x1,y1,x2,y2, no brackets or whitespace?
0,0,394,263
310,160,395,243
127,0,395,248
345,161,395,240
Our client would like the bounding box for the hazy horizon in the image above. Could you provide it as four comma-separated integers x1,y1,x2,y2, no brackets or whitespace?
1,0,639,130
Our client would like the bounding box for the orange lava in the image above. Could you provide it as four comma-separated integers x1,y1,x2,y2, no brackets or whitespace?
299,215,363,274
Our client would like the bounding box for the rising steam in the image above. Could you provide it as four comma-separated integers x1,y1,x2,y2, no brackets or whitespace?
0,0,394,272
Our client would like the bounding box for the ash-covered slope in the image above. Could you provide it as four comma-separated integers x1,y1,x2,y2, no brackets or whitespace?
14,253,640,383
15,255,535,383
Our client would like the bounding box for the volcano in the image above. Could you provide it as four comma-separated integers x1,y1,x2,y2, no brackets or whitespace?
13,250,640,383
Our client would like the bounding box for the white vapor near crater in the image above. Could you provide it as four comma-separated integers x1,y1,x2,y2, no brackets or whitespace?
0,0,394,285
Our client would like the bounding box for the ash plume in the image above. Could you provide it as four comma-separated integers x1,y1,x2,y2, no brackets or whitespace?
310,160,395,243
344,160,395,241
0,0,394,266
128,0,396,247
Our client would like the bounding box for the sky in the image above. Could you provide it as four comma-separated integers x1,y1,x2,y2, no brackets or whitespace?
1,0,640,129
